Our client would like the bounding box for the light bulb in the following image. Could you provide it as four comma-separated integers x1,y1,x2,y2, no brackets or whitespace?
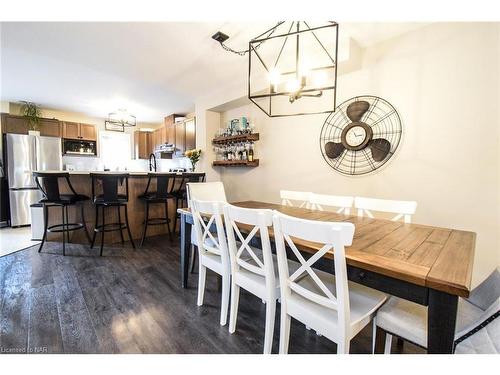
268,68,281,92
286,78,300,93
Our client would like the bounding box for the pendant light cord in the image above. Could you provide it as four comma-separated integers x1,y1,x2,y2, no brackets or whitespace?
218,22,283,56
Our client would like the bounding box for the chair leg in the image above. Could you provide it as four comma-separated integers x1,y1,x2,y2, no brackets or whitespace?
337,338,350,354
117,205,125,244
279,311,291,354
220,274,230,326
90,205,98,249
197,264,207,306
100,206,106,256
173,198,179,234
38,204,48,253
140,202,149,248
165,201,172,241
65,205,71,243
124,205,135,249
384,333,393,354
263,299,276,354
61,205,66,256
372,318,377,354
189,244,197,273
229,282,240,334
80,203,92,244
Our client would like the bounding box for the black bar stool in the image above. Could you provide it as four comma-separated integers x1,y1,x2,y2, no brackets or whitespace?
172,172,206,232
138,172,177,247
90,173,135,256
34,172,91,256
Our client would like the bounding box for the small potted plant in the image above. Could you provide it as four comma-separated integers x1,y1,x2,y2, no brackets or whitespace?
20,101,42,136
185,149,202,172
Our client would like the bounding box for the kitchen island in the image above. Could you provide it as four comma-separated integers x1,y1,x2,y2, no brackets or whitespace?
38,171,199,245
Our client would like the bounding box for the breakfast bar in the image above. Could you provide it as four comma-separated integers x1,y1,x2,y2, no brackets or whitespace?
40,171,203,244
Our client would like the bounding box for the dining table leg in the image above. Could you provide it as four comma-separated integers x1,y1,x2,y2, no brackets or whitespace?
427,289,458,353
180,212,192,288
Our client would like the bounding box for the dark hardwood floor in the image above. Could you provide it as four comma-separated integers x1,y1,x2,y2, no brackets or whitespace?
0,235,424,354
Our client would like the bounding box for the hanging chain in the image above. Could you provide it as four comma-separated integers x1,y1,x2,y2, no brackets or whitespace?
218,22,283,56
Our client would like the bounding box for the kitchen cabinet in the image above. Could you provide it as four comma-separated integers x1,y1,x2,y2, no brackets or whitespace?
1,114,61,137
175,121,186,156
185,118,196,151
39,118,62,137
63,122,97,141
134,131,152,159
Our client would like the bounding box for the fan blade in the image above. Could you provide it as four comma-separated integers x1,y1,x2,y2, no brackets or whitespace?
369,138,391,162
346,100,370,122
325,142,345,159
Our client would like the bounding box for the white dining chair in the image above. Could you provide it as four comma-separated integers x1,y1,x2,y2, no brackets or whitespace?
373,268,500,354
223,204,299,354
354,196,417,223
191,199,231,326
280,190,312,209
187,181,228,272
272,211,387,354
309,193,354,215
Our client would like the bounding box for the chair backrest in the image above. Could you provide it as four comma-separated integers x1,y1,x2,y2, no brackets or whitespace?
309,193,354,215
187,181,227,208
223,204,275,290
33,171,77,202
272,211,355,337
280,190,312,209
143,172,176,199
466,268,500,311
191,199,230,269
90,173,130,202
354,196,417,223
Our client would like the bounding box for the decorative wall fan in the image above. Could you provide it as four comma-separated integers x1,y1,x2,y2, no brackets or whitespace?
319,96,402,175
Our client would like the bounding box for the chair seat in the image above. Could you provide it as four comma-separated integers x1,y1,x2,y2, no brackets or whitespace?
287,267,387,342
94,194,128,205
375,296,486,348
138,192,174,202
234,250,300,300
40,194,89,205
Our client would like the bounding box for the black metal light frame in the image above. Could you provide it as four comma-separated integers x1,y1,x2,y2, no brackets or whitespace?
248,21,339,117
105,111,137,132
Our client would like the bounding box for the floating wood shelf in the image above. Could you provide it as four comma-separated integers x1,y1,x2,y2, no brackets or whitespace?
212,159,259,167
212,133,259,144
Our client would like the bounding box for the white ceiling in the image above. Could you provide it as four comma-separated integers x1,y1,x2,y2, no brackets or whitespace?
0,22,427,123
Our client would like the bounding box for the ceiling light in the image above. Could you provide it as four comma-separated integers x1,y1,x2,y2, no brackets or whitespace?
105,109,137,132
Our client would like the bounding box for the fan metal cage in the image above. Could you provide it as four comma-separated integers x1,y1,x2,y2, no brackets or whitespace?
319,95,402,176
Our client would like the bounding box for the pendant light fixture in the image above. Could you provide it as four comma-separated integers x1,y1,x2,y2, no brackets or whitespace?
105,109,137,132
247,21,339,117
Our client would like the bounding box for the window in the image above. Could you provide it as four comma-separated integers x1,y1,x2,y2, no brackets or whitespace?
99,131,132,170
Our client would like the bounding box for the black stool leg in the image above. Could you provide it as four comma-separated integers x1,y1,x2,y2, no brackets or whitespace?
65,205,71,243
117,205,125,244
140,201,149,248
38,204,48,253
81,203,92,244
124,205,135,249
165,201,172,241
90,205,98,249
100,206,106,256
173,197,179,234
61,205,66,256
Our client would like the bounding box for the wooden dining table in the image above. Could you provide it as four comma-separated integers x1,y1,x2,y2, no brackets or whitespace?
177,201,476,354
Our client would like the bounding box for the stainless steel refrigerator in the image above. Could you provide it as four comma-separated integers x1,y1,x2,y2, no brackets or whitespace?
6,133,62,226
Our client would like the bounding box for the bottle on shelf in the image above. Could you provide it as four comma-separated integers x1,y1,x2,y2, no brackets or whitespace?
248,142,254,162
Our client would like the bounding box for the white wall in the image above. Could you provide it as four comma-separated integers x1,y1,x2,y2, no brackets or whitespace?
198,23,500,286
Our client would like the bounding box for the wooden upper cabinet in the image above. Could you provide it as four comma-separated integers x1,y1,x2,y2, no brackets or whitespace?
185,118,196,151
175,121,186,156
2,114,29,134
39,118,61,137
134,131,151,159
62,122,80,139
62,122,96,141
80,123,97,141
1,114,61,137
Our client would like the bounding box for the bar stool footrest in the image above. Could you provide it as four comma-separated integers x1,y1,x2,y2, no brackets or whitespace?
47,223,84,233
145,217,170,225
94,222,127,233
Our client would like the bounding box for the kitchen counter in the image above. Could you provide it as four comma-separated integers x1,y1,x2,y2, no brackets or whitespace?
35,171,200,245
